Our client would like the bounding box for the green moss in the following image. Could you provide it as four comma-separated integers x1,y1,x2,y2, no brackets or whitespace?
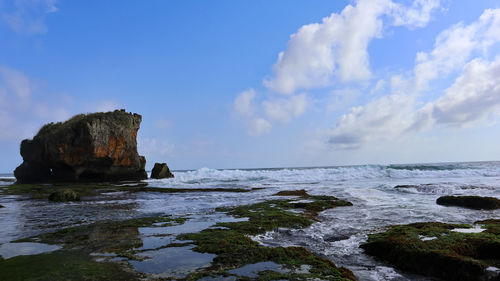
177,191,354,280
273,189,309,196
0,250,139,281
360,220,500,281
1,182,255,199
34,110,134,140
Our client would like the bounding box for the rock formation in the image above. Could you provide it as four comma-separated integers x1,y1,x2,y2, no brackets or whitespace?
150,162,174,179
14,110,147,183
436,195,500,210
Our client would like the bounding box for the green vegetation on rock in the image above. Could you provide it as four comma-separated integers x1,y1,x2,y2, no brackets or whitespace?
360,220,500,281
0,250,139,281
48,188,80,202
178,190,355,280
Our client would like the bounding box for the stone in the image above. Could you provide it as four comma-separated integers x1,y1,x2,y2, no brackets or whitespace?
361,220,500,281
48,189,80,202
150,163,174,179
14,110,147,183
436,195,500,210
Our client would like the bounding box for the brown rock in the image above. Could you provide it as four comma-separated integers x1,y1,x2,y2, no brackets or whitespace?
14,110,147,183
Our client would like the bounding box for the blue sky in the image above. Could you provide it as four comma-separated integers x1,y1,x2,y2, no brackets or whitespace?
1,0,500,172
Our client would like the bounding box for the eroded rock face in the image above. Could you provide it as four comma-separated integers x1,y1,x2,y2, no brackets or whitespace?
14,110,147,183
150,163,174,179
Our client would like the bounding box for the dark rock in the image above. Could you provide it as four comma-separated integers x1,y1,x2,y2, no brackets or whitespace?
273,189,308,196
14,110,147,183
0,204,4,208
436,195,500,210
48,189,80,202
150,163,174,179
394,184,419,189
360,220,500,281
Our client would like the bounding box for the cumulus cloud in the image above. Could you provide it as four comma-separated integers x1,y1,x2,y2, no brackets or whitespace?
430,57,500,125
263,0,440,95
327,8,500,149
263,94,308,123
414,8,500,90
247,118,272,137
391,0,440,28
328,93,416,149
1,0,58,34
233,88,256,117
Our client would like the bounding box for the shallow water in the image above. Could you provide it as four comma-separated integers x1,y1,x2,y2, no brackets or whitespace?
0,242,62,259
1,161,500,280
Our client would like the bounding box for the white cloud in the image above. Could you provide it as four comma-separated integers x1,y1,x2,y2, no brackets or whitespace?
247,118,272,137
233,88,256,117
328,93,416,149
1,0,58,34
391,0,440,28
414,8,500,90
431,57,500,125
263,94,308,123
263,0,440,95
327,8,500,150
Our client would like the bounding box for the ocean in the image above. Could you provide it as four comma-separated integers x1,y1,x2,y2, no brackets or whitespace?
1,161,499,280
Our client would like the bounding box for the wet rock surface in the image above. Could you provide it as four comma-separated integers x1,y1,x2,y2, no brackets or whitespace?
48,189,80,202
14,110,147,183
360,220,500,281
150,162,174,179
436,195,500,210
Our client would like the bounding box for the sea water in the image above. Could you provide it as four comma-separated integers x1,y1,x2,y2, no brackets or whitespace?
1,161,499,280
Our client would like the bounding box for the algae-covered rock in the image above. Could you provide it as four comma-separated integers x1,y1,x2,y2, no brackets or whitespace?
48,189,80,202
14,110,147,183
436,195,500,210
273,189,308,196
150,162,174,179
360,221,500,281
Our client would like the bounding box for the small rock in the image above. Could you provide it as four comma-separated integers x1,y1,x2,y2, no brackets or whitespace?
0,204,4,208
394,185,419,189
48,189,80,202
150,163,174,179
436,196,500,210
273,189,309,196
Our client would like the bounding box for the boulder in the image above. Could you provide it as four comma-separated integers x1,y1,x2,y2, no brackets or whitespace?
48,189,80,202
14,110,147,183
436,195,500,210
150,163,174,179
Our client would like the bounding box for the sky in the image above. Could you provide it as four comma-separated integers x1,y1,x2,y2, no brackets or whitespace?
1,0,500,172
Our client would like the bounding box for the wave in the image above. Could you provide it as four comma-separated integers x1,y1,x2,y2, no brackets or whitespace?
146,162,500,187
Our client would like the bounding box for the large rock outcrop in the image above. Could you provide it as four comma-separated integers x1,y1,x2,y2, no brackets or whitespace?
14,110,147,183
